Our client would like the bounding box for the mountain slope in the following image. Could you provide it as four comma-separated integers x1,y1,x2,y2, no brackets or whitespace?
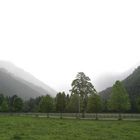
0,68,53,99
100,66,140,111
94,68,133,92
0,61,57,97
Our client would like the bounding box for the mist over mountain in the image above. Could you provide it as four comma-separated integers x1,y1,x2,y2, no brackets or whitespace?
94,68,134,92
100,66,140,111
0,61,57,99
0,60,139,102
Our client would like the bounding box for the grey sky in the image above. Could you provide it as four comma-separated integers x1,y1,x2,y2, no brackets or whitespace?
0,0,140,92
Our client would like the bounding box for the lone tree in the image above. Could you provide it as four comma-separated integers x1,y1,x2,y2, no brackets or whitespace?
109,81,130,120
71,72,96,118
87,93,101,120
39,95,53,117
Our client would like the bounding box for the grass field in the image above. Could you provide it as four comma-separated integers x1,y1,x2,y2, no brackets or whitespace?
0,116,140,140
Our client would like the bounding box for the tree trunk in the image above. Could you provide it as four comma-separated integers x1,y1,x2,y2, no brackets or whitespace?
82,111,85,118
47,112,49,118
76,112,79,119
95,113,98,120
78,94,80,118
60,112,62,119
118,112,122,120
81,95,85,118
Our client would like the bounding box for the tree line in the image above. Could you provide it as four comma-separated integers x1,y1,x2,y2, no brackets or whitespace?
0,72,140,120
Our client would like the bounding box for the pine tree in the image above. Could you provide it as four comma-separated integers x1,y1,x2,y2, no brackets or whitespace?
13,96,23,112
55,92,66,118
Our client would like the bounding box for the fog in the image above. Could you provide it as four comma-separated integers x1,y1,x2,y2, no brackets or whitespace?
0,1,140,92
94,68,135,91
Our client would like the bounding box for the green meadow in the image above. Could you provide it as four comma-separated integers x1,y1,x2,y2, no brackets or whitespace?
0,116,140,140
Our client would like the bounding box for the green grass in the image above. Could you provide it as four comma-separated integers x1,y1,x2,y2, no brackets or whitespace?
0,116,140,140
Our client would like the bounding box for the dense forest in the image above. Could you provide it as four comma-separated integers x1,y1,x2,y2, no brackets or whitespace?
0,70,140,118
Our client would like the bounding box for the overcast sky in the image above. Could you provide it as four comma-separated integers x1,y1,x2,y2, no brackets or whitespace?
0,0,140,92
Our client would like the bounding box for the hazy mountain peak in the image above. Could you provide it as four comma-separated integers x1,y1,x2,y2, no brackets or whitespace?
0,61,57,98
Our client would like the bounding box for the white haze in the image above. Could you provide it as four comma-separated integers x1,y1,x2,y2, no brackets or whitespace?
0,0,140,93
0,61,57,96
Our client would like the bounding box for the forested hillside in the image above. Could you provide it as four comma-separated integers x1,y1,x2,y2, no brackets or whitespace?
100,66,140,112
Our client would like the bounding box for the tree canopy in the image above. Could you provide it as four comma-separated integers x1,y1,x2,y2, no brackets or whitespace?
71,72,96,118
109,81,131,119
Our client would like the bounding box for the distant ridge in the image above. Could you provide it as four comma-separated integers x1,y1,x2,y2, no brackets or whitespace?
100,66,140,111
0,61,57,99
